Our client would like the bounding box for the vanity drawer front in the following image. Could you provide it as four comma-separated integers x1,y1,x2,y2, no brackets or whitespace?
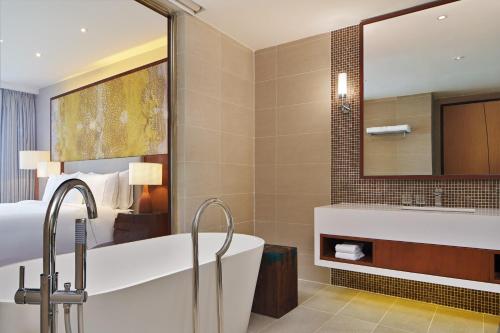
375,240,491,282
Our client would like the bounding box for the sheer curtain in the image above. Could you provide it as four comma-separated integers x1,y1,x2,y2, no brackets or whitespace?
0,89,37,203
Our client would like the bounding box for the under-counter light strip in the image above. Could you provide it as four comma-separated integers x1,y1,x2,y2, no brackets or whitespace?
167,0,203,15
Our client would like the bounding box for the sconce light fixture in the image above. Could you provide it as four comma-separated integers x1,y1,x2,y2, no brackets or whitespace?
338,72,351,113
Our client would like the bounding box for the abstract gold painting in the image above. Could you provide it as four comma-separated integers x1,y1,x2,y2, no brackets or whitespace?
51,60,168,161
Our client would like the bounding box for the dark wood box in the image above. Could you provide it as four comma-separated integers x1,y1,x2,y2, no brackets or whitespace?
252,244,298,318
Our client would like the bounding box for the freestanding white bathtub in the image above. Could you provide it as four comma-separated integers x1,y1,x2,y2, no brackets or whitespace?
0,233,264,333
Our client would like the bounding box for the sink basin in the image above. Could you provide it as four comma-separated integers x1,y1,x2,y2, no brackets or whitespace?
401,206,476,213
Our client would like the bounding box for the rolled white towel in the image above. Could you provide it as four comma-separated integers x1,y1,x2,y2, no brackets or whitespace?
335,251,365,261
335,243,364,254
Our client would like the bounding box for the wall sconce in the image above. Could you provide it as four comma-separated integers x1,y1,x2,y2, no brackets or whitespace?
338,72,351,113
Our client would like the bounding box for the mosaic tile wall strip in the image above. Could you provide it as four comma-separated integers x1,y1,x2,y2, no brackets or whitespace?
330,25,500,314
331,268,500,315
330,25,500,208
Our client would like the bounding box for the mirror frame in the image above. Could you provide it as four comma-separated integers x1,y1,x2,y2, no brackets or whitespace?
358,0,500,180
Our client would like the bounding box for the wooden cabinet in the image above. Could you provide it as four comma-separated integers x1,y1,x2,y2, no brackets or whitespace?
443,100,500,175
375,240,491,282
113,212,170,244
319,234,498,284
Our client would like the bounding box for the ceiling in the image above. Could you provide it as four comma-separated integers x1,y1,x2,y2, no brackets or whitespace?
193,0,434,50
0,0,167,93
364,0,500,100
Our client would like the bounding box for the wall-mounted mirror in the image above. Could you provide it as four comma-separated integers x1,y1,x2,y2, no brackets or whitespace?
361,0,500,178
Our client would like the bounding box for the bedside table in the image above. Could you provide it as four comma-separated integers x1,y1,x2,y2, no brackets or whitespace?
113,212,170,244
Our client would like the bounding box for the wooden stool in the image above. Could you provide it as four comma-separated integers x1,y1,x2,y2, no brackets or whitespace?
252,244,298,318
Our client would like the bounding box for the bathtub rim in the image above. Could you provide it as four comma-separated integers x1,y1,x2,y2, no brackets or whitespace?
0,233,264,303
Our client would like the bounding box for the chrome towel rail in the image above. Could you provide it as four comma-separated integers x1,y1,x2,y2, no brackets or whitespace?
191,198,234,333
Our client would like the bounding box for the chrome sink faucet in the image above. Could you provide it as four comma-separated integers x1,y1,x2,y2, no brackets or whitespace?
15,179,97,333
434,188,444,207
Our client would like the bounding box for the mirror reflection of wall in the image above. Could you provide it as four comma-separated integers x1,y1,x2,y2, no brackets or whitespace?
362,0,500,177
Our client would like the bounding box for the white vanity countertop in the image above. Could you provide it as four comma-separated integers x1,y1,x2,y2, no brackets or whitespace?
317,203,500,216
315,203,500,250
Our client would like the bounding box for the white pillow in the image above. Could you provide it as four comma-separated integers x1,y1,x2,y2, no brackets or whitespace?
78,173,108,208
118,170,134,209
42,173,82,204
88,172,119,208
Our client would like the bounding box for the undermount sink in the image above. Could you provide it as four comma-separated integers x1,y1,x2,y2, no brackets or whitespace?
400,206,476,213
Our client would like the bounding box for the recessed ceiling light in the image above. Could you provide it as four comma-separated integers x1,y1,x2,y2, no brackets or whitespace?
35,52,41,58
437,15,448,21
80,27,87,33
0,39,3,43
453,56,465,61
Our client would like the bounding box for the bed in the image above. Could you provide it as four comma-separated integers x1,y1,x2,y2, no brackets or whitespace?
0,157,140,267
0,201,128,267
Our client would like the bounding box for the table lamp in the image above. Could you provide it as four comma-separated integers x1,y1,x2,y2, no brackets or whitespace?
129,162,162,213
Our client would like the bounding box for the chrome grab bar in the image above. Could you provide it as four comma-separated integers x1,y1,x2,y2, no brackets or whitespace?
191,198,234,333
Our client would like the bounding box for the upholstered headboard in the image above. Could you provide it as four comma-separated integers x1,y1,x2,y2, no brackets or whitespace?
63,156,141,174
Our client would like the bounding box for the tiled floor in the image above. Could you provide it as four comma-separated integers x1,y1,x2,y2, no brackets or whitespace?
247,280,500,333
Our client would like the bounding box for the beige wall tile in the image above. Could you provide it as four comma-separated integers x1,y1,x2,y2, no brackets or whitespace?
184,126,221,163
255,222,277,244
222,164,253,194
222,72,254,108
255,137,276,165
221,193,254,223
277,101,331,135
184,90,221,130
298,253,330,283
255,47,277,82
222,103,253,137
255,109,276,137
277,68,331,106
255,194,276,222
277,164,330,195
184,162,221,197
278,32,330,50
185,53,221,98
276,194,330,224
221,35,254,81
222,134,253,165
275,223,314,254
277,133,330,164
277,35,330,77
184,14,221,66
235,221,254,235
255,80,276,110
255,165,276,194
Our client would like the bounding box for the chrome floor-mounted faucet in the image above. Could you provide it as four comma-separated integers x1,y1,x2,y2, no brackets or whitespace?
191,198,234,333
15,179,97,333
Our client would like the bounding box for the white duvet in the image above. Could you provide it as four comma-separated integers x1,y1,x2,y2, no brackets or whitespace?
0,200,124,267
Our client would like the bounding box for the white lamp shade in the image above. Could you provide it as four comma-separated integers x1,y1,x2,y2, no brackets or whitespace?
37,161,61,178
19,151,50,170
129,162,162,185
338,72,348,97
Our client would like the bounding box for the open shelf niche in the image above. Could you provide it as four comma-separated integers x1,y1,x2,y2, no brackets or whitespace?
320,234,374,266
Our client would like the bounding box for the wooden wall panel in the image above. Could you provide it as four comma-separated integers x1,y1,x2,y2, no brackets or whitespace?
143,154,169,213
484,101,500,174
443,103,489,175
